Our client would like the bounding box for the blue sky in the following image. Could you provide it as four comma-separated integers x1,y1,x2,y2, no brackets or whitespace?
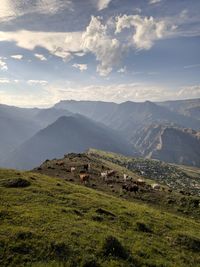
0,0,200,107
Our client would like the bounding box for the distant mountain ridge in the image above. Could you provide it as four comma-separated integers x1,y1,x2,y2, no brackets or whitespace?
132,124,200,167
55,99,200,138
3,115,134,169
0,98,200,169
158,98,200,120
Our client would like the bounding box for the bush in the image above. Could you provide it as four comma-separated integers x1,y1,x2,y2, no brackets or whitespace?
3,178,31,188
175,234,200,252
49,242,70,261
136,222,153,233
101,236,129,259
15,231,34,240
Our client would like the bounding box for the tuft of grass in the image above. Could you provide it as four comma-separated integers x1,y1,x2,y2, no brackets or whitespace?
136,222,153,233
101,236,129,260
175,234,200,252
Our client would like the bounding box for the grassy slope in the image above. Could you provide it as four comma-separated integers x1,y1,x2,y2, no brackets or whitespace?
0,169,200,267
34,152,200,219
88,149,200,196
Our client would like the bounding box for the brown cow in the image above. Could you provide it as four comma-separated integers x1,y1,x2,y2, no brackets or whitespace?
122,183,139,194
56,161,64,166
83,164,91,171
80,173,90,185
107,170,116,177
135,179,146,187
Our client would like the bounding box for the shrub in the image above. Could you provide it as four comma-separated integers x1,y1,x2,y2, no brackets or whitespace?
15,231,34,240
101,236,129,259
49,242,71,261
136,222,153,233
175,234,200,252
3,178,31,188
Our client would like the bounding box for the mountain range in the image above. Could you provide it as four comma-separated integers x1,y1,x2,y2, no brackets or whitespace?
0,98,200,169
3,115,133,169
132,124,200,166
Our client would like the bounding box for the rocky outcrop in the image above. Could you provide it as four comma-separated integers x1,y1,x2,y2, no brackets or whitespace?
132,124,200,167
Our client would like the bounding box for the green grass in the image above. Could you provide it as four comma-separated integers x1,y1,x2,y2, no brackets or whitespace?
88,149,200,196
0,169,200,267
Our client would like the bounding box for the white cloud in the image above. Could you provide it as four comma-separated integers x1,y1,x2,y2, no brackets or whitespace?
0,1,15,22
0,58,8,71
0,30,83,60
0,89,51,108
177,85,200,99
97,0,112,11
72,63,87,72
27,80,48,86
115,14,169,50
45,83,168,104
37,0,73,14
0,0,72,22
149,0,162,4
34,53,47,61
0,78,10,83
1,81,200,108
117,67,127,73
184,64,200,69
0,14,181,76
11,54,23,60
81,16,122,76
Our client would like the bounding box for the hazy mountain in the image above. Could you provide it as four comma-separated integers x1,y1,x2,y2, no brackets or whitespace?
4,115,134,169
0,105,74,164
1,99,200,169
54,100,200,139
158,98,200,121
54,100,117,122
0,103,39,121
0,105,41,162
33,108,73,128
132,124,200,167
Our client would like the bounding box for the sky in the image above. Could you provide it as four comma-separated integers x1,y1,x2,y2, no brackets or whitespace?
0,0,200,107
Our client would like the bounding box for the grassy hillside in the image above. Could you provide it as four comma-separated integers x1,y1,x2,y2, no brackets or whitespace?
88,149,200,196
0,169,200,267
35,152,200,219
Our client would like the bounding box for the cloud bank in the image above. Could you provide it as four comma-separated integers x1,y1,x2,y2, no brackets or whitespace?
97,0,112,11
0,13,176,76
0,0,72,22
0,58,8,71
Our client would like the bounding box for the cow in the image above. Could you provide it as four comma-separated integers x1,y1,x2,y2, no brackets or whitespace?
152,184,160,190
83,163,91,171
135,179,146,187
123,174,128,182
122,183,139,194
101,172,108,179
71,167,76,172
80,173,90,185
107,170,116,177
56,161,64,166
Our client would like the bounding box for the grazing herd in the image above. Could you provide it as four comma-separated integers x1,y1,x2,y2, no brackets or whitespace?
66,162,167,195
39,157,171,197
